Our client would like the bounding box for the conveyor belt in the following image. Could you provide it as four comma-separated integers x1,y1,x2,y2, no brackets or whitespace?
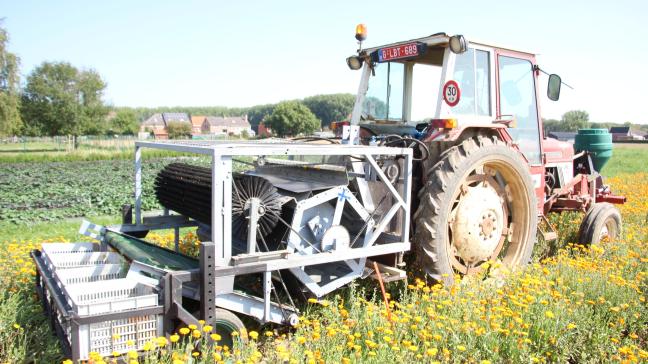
105,231,198,271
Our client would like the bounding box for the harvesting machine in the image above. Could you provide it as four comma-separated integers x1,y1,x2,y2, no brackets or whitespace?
31,27,625,361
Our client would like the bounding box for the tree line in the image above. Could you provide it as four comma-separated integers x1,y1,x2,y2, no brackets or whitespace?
543,110,648,135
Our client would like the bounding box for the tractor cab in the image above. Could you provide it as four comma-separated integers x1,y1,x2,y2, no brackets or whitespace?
345,30,562,167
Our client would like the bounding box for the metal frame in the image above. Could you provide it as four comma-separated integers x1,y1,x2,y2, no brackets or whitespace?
32,139,413,361
130,140,413,325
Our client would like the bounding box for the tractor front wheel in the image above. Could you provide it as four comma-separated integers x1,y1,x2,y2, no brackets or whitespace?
414,136,538,285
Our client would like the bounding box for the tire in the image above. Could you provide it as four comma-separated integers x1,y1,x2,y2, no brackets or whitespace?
577,203,622,245
192,308,246,348
413,135,538,285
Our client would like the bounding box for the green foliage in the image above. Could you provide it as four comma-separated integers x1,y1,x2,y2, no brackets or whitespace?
263,101,320,137
166,121,192,139
0,159,170,223
0,23,22,136
561,110,589,131
21,62,108,137
302,93,355,127
110,109,139,135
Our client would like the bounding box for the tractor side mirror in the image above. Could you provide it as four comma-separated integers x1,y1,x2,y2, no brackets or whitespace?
547,74,561,101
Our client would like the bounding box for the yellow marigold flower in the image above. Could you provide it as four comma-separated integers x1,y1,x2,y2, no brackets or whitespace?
170,334,180,343
203,325,213,333
12,323,21,329
457,345,466,351
128,350,138,359
62,360,73,364
297,336,306,344
545,311,555,319
566,323,577,330
481,361,492,364
264,330,273,337
308,298,318,303
249,331,259,340
188,324,197,330
341,358,351,364
210,333,222,341
179,327,190,335
156,336,168,347
427,348,438,356
129,360,137,364
199,319,205,325
191,351,199,357
143,341,152,351
213,353,222,361
173,360,184,364
192,330,202,339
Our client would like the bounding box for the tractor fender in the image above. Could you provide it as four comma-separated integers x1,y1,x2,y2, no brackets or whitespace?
422,125,526,171
428,124,511,143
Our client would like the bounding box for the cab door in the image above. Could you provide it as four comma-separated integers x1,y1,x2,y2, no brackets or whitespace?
495,50,545,213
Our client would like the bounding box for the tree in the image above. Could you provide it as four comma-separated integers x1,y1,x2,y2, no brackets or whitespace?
110,109,139,135
167,121,191,139
302,93,355,128
542,118,561,134
561,110,589,131
21,62,108,137
263,101,320,137
0,23,22,136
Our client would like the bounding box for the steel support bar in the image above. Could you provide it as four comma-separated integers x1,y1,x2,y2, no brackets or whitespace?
247,199,260,254
199,242,216,323
263,271,272,322
213,242,410,276
134,146,142,225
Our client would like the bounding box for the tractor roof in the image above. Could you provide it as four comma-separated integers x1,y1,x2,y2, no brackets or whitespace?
362,32,536,57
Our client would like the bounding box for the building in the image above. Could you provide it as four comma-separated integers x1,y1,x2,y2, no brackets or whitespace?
609,127,645,141
257,122,272,137
202,115,251,136
140,112,192,139
190,116,206,135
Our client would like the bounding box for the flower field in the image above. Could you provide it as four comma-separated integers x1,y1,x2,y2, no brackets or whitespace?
0,168,646,362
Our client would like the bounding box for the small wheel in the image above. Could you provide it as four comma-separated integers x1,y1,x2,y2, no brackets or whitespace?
414,135,538,285
193,308,246,349
578,203,622,245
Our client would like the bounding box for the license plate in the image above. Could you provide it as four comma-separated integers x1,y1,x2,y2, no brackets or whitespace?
378,43,419,62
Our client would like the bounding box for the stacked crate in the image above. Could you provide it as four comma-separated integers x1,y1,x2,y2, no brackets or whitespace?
38,242,163,360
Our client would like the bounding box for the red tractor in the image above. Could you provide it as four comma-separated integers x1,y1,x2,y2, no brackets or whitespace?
341,26,625,284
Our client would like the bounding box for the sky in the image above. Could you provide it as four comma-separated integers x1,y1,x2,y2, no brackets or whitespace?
2,0,647,123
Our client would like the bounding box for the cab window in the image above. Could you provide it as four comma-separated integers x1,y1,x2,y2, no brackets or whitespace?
363,62,404,120
452,49,491,116
498,56,541,164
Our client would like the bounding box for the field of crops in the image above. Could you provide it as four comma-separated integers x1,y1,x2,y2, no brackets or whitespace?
0,160,168,223
0,148,646,363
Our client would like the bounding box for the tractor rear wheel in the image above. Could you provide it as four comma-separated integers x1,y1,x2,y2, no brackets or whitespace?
414,135,538,285
577,202,622,245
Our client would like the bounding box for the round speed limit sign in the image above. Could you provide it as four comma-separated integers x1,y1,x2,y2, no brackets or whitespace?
443,80,461,107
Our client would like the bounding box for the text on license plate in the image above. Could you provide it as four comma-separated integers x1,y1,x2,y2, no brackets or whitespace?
378,43,419,62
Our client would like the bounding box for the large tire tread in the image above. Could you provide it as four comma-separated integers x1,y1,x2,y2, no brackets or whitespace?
414,135,537,283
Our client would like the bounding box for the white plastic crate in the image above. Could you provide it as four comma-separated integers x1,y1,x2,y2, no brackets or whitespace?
63,278,158,316
53,264,127,288
59,278,162,359
41,242,97,255
43,251,123,272
83,315,162,358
